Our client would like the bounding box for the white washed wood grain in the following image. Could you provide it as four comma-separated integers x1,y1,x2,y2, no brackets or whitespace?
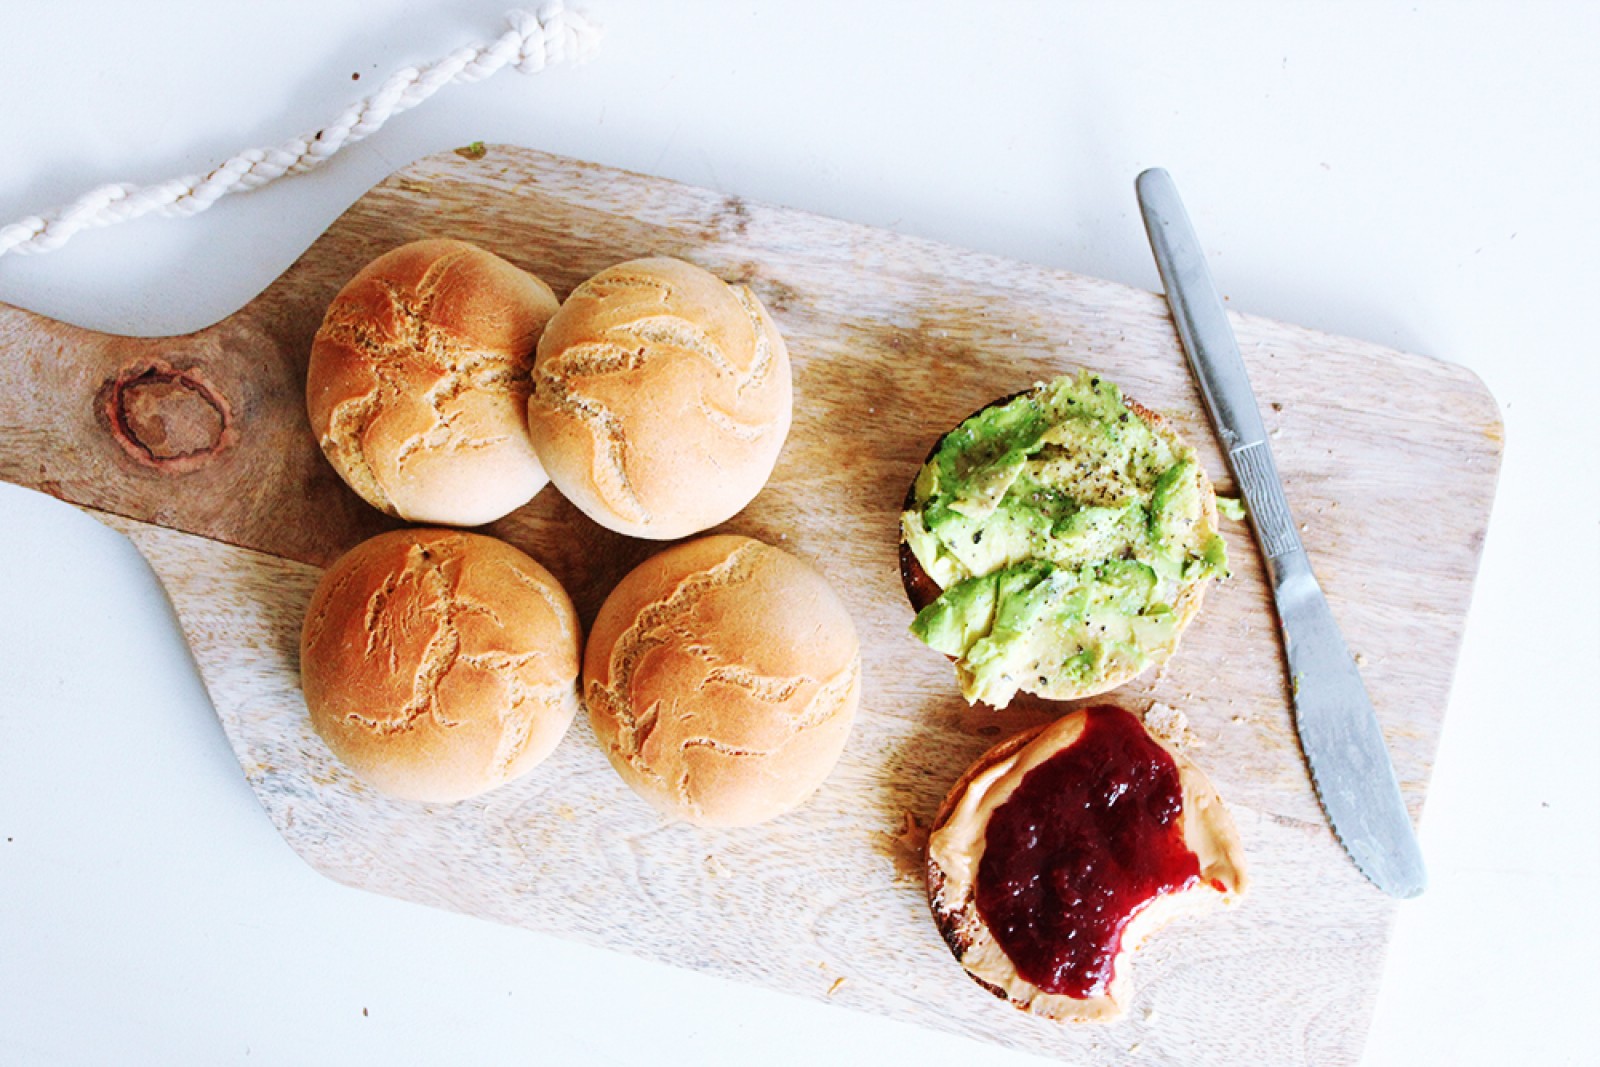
0,147,1501,1065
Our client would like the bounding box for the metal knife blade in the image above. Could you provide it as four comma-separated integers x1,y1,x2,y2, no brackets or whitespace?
1135,167,1426,898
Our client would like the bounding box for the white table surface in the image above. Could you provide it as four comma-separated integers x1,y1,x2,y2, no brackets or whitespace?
2,3,1595,1064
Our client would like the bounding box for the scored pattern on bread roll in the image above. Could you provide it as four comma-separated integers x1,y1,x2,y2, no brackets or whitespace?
729,288,779,394
528,366,644,522
529,265,783,528
665,655,860,815
301,528,583,802
589,540,759,774
693,659,861,737
316,252,540,516
567,268,674,304
305,533,573,749
486,679,578,780
586,540,859,816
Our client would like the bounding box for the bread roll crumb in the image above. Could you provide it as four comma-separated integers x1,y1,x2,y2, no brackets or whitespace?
1142,702,1195,748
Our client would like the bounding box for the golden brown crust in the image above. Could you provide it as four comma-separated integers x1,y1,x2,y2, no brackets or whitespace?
526,257,793,540
306,238,558,525
300,528,582,802
583,535,860,827
899,383,1221,704
925,707,1246,1023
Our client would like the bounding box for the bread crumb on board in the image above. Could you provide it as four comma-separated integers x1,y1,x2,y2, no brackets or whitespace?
827,976,847,997
703,854,730,878
880,811,930,881
892,811,928,853
1142,702,1200,749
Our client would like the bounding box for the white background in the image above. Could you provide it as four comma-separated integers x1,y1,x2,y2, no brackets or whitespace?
2,2,1596,1064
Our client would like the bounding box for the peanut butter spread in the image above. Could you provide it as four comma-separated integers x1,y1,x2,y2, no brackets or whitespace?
928,707,1247,1022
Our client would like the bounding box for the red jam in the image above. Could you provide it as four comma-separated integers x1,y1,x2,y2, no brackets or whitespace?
974,706,1201,999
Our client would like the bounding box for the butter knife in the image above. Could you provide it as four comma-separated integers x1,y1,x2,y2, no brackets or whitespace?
1135,167,1426,898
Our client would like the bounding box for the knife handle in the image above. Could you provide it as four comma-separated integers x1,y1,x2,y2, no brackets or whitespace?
1136,168,1306,567
1136,168,1270,453
1231,439,1306,565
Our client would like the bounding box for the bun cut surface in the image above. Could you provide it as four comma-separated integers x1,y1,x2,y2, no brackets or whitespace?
901,371,1228,708
927,705,1245,1022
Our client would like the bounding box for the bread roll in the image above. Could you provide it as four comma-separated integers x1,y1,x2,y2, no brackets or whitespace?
583,535,860,826
307,238,559,525
527,257,792,539
926,706,1246,1022
300,528,581,802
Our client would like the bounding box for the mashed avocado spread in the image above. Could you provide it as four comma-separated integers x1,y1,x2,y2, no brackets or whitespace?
902,372,1227,706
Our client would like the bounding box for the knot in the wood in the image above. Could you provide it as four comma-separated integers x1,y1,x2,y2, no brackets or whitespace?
105,361,232,472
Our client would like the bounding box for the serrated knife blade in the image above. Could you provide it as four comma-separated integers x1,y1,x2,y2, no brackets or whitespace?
1135,167,1426,898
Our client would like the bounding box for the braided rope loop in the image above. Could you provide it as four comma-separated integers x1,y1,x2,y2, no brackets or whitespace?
0,5,601,258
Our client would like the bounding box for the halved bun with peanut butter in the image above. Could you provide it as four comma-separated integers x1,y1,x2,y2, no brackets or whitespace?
926,705,1246,1022
900,371,1227,708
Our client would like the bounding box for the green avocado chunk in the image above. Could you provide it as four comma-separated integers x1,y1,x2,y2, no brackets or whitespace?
903,371,1227,706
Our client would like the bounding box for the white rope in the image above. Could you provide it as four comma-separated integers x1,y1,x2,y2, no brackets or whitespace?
0,5,602,258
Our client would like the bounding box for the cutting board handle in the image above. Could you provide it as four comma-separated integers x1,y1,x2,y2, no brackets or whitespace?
0,297,393,564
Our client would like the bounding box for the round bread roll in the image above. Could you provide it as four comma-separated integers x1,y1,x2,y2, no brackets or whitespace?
307,238,559,525
926,706,1246,1023
583,534,860,827
300,528,582,802
527,257,793,539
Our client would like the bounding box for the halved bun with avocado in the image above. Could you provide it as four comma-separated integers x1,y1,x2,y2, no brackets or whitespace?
900,371,1227,707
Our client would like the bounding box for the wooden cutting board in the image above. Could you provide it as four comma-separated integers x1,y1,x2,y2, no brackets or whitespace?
0,146,1501,1065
